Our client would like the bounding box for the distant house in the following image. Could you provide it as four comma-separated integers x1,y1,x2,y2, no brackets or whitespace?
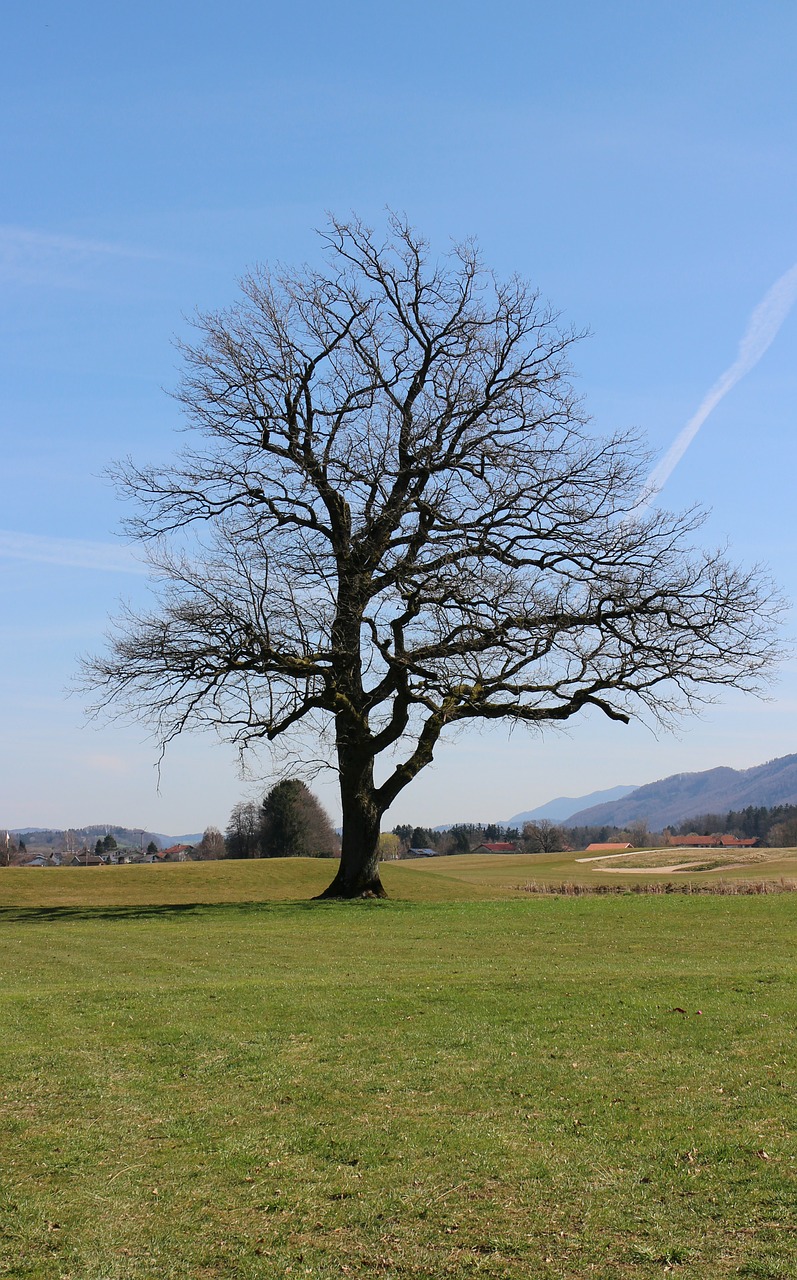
473,841,519,854
671,833,759,849
584,842,634,852
404,846,442,859
157,844,194,862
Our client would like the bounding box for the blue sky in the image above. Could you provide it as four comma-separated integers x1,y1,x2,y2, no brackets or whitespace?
2,1,796,833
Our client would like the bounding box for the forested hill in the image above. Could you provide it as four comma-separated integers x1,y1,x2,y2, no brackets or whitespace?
11,826,203,850
566,754,797,830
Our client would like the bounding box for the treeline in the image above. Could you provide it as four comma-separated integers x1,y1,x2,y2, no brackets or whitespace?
565,803,797,849
386,823,522,857
10,798,797,870
382,821,572,856
668,803,797,846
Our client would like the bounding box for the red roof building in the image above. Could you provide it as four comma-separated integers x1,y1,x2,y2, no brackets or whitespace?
156,844,194,861
670,834,759,849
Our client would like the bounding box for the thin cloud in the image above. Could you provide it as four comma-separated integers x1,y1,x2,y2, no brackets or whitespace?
637,261,797,512
84,752,133,776
0,529,148,575
0,224,163,285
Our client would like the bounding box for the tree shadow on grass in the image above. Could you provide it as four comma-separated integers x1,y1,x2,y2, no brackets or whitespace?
0,897,395,926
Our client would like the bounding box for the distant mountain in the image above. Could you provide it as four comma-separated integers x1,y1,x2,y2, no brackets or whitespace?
566,753,797,830
505,785,638,826
10,825,204,849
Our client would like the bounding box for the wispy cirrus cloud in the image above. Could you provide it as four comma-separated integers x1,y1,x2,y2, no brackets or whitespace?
0,224,163,286
637,261,797,513
0,529,148,574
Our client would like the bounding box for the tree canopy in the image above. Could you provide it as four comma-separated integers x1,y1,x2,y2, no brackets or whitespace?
259,779,339,858
86,214,782,897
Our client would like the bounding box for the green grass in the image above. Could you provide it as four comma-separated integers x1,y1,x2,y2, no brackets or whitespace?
1,866,796,1277
5,846,797,915
0,856,509,911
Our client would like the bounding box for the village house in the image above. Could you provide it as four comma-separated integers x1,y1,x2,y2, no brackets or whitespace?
669,833,759,849
155,844,195,862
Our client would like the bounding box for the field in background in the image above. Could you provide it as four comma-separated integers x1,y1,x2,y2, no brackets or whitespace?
398,848,797,894
1,860,795,1278
3,845,797,911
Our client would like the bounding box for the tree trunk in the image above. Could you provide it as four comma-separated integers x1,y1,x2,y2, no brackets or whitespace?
316,761,386,899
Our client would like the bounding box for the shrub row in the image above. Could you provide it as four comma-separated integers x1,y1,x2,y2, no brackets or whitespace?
517,879,797,896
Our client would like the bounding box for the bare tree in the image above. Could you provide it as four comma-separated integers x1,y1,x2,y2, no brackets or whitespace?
225,800,261,858
0,831,18,867
522,819,566,854
767,817,797,848
378,832,402,860
85,214,782,898
625,819,650,849
196,825,226,860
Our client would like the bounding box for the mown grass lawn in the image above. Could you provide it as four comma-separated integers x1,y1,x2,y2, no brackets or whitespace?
1,883,795,1278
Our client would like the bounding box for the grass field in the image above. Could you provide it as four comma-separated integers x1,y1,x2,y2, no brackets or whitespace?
3,845,797,911
1,857,796,1278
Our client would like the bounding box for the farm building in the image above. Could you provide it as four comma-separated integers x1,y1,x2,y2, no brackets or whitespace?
670,833,759,849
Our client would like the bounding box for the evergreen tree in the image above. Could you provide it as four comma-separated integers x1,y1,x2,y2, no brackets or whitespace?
260,780,338,858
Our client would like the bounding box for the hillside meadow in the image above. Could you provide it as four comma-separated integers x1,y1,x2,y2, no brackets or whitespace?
1,853,795,1278
4,844,797,909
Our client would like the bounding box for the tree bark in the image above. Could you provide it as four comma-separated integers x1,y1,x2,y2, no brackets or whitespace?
316,759,386,898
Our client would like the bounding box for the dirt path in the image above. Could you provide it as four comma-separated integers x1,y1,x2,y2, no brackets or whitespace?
575,851,646,863
598,862,708,874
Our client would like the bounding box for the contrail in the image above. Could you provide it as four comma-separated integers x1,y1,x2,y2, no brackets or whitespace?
637,261,797,513
0,529,147,574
